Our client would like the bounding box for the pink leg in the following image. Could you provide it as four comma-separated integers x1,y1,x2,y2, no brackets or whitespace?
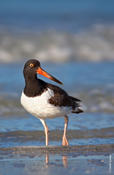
40,119,49,146
62,115,69,146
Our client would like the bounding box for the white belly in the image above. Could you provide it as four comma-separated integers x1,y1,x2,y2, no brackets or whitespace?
21,88,71,119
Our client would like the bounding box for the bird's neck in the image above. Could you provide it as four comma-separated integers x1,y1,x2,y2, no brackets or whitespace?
24,75,45,97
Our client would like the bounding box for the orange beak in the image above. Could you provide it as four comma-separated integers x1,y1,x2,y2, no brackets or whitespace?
36,67,63,85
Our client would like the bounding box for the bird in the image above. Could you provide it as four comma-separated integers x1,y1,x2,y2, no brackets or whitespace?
21,59,83,146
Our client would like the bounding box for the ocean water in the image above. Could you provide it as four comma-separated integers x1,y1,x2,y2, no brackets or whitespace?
0,0,114,62
0,1,114,174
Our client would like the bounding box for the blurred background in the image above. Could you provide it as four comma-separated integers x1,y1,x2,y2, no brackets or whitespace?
0,0,114,147
0,0,114,62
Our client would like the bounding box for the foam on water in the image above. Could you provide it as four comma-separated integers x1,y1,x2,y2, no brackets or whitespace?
0,24,114,63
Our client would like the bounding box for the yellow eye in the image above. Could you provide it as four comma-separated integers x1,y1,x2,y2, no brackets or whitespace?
29,63,34,68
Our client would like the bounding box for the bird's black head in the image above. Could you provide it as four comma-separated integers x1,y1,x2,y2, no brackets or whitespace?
23,59,63,84
24,59,40,77
23,59,43,83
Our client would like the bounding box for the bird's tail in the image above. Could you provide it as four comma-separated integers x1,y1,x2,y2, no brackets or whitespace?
72,107,84,113
69,96,84,114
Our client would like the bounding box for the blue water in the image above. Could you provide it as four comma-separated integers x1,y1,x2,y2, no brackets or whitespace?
0,61,114,94
0,1,114,62
0,0,114,32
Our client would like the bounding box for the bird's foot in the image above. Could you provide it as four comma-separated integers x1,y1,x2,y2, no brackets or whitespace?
62,136,69,146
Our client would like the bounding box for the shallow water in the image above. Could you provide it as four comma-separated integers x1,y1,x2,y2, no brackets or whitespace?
0,154,113,175
0,145,113,175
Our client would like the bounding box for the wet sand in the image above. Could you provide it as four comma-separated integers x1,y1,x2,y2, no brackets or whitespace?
0,144,114,175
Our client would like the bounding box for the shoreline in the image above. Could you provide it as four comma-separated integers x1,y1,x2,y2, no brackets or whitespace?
1,144,114,155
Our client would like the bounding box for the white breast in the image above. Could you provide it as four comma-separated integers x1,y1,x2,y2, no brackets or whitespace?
21,88,71,119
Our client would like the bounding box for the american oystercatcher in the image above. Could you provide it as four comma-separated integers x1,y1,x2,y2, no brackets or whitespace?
21,59,83,146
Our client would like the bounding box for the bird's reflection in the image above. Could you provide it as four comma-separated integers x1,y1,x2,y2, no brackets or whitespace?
45,153,49,165
45,152,68,168
62,156,68,168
